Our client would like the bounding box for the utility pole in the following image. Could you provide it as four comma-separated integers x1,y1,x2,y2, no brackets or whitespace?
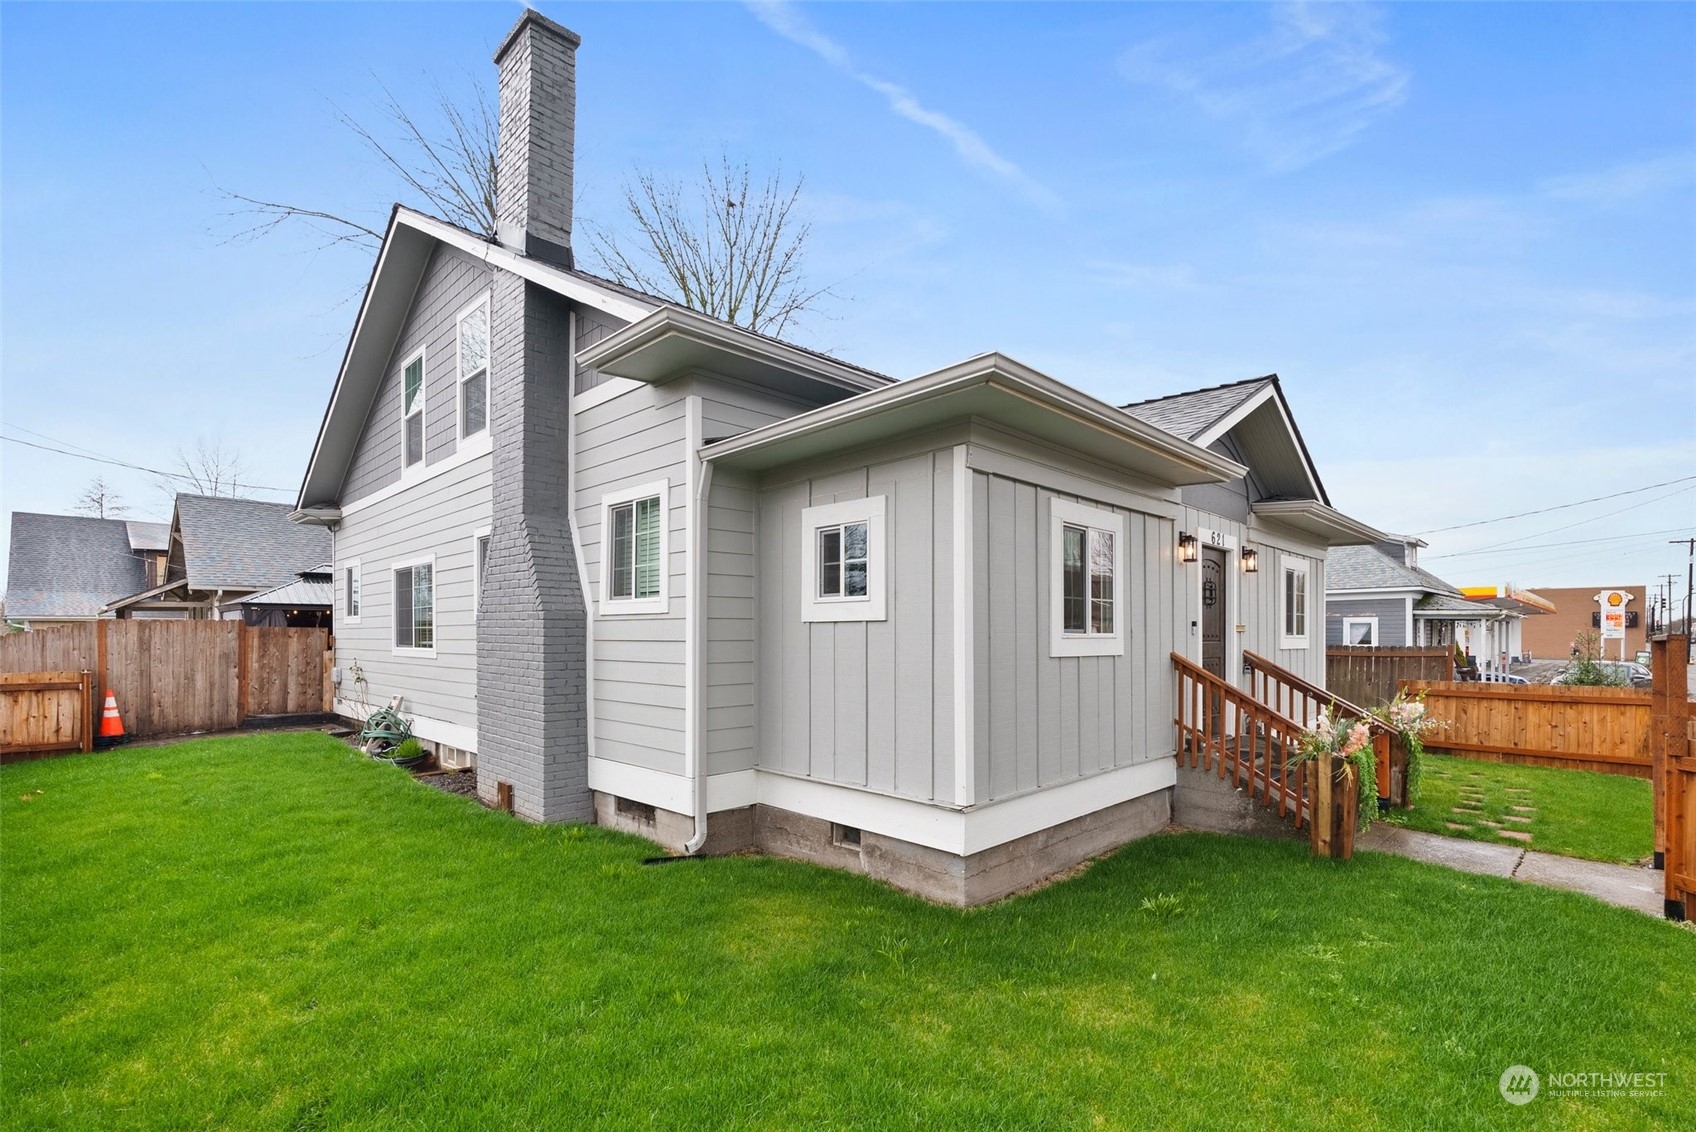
1672,539,1696,639
1655,573,1680,637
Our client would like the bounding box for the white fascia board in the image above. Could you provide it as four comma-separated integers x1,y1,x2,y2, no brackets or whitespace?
574,305,890,394
1253,500,1386,546
1325,586,1423,598
700,354,1246,485
1191,383,1275,448
395,208,654,324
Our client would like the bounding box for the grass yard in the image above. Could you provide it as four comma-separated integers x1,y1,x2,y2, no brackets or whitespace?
1386,753,1653,864
3,734,1692,1130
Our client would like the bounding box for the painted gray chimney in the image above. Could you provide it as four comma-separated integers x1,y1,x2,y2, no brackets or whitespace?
477,9,590,823
493,9,579,267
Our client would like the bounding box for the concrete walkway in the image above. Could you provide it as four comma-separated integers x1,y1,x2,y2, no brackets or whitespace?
1357,825,1667,917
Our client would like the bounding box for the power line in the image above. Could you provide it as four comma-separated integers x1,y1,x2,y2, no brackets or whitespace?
1412,474,1696,535
0,433,292,495
1428,526,1694,559
1440,482,1696,556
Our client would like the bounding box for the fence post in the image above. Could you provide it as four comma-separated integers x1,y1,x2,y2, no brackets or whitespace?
236,619,249,727
1652,637,1670,869
96,618,109,700
80,669,93,753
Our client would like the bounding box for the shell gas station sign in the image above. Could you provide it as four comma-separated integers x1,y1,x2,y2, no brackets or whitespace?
1595,589,1632,641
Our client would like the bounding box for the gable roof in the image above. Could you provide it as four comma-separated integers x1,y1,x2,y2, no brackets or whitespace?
125,521,170,552
1326,544,1464,596
6,512,148,619
174,495,332,591
1122,375,1328,505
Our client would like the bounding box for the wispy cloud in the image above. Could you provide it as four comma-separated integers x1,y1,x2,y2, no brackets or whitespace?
1119,2,1409,172
743,1,1060,210
1539,153,1696,204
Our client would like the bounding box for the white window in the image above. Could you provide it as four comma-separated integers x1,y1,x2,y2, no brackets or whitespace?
1281,558,1310,649
1343,616,1378,647
401,350,426,469
393,557,435,654
457,295,490,440
600,480,670,615
1049,498,1126,657
800,497,887,623
342,559,361,624
472,528,491,616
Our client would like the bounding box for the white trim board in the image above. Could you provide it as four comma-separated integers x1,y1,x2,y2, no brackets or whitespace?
335,702,477,753
585,758,1177,858
339,443,492,518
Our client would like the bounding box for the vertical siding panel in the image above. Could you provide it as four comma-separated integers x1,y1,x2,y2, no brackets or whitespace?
973,471,993,801
930,452,953,802
1115,510,1143,767
987,476,1017,799
809,624,834,779
1013,481,1039,792
1036,489,1061,786
1060,659,1080,781
835,622,868,786
777,488,810,776
892,456,933,798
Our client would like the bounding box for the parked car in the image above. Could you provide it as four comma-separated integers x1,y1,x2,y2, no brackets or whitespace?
1553,661,1653,689
1478,672,1529,685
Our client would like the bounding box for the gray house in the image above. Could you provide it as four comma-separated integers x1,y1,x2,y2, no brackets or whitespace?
293,10,1382,903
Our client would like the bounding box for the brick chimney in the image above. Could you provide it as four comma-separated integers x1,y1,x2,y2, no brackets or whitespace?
493,9,579,267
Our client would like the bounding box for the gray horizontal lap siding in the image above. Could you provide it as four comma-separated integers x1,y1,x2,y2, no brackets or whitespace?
1325,596,1409,647
332,453,492,736
975,471,1177,804
573,307,626,393
343,245,493,505
575,381,690,774
758,451,956,802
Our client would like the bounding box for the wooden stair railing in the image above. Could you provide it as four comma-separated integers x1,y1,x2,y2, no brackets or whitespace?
1243,651,1405,807
1172,652,1310,829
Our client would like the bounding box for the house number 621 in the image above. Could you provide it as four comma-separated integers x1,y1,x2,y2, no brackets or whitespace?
1206,530,1227,547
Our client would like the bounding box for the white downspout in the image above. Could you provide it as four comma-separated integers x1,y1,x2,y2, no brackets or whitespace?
684,395,712,854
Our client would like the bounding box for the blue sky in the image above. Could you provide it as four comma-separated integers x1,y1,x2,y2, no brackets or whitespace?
3,1,1693,599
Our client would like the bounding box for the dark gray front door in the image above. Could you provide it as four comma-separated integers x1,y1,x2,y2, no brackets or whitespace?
1201,547,1227,679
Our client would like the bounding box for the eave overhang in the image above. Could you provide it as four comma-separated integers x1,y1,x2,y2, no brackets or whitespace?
576,305,892,402
700,352,1246,487
1251,500,1386,547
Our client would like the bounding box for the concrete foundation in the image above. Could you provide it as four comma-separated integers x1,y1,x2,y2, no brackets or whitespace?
592,787,1172,906
1172,759,1302,840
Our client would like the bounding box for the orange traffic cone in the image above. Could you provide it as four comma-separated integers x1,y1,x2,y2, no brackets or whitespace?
96,690,127,747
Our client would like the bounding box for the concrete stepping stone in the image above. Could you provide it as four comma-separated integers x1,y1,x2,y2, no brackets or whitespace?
1477,819,1502,828
1497,830,1533,843
1510,805,1535,813
1502,814,1532,824
1452,806,1482,814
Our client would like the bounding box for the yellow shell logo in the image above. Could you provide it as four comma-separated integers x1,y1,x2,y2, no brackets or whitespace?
1607,592,1624,607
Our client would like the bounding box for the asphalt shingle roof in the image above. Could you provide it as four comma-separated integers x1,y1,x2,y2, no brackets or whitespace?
1326,544,1465,596
1120,377,1273,442
175,495,331,591
5,513,148,619
1416,592,1500,616
125,521,170,552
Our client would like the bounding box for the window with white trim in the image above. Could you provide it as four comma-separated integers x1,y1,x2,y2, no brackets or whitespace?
1281,558,1310,649
1343,616,1378,647
800,497,887,623
473,528,491,616
457,296,489,439
402,352,425,468
600,481,669,615
342,560,361,623
1049,498,1126,657
393,559,435,652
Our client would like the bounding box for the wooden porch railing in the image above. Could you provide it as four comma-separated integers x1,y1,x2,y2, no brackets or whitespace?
1244,651,1406,807
1173,652,1309,829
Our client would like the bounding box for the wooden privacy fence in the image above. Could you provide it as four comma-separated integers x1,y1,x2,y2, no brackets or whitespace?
1328,647,1452,709
1650,634,1694,921
0,671,93,758
1400,679,1651,778
0,621,331,755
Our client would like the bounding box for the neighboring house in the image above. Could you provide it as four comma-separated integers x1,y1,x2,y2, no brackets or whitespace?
3,513,169,629
1326,536,1522,672
106,494,330,620
230,565,334,628
1514,585,1649,662
292,9,1382,904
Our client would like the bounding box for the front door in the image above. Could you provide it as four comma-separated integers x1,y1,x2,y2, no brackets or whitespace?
1201,547,1228,679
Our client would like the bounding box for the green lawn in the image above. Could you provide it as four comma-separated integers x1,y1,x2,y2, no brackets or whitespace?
3,734,1692,1130
1386,753,1653,864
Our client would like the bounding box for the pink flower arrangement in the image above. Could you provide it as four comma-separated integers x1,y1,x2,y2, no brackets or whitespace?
1341,722,1372,757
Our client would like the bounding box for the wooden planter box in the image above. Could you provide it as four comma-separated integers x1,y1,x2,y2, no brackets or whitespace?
1308,754,1358,860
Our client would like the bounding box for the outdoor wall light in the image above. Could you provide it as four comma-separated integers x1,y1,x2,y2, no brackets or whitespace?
1178,533,1199,563
1241,546,1259,573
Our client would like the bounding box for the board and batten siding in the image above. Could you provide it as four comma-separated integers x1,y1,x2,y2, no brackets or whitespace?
332,452,492,739
1175,505,1329,687
757,450,956,802
575,381,691,774
343,245,494,505
972,470,1177,804
1325,595,1412,647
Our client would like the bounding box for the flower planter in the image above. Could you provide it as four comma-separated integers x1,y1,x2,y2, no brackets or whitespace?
1307,754,1357,860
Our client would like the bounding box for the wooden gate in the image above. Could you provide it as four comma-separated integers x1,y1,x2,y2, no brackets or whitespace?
0,671,93,760
1651,634,1694,921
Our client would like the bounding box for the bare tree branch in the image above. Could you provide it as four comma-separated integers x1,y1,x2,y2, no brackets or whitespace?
587,155,828,337
155,439,252,500
72,477,129,519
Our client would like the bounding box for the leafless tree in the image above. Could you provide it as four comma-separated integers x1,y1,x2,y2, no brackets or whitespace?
158,439,251,499
73,477,130,519
587,156,825,337
221,80,498,251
